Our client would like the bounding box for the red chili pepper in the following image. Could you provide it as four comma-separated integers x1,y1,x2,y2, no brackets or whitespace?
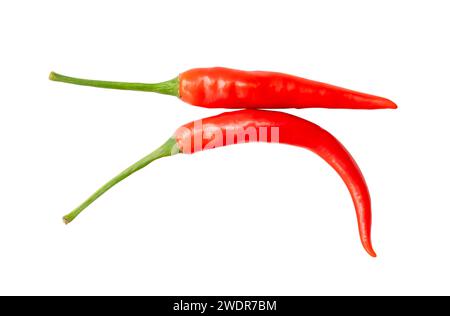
63,110,376,257
49,67,396,110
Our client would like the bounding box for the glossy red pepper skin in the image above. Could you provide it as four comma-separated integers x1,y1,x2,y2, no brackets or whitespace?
179,67,397,110
175,110,376,257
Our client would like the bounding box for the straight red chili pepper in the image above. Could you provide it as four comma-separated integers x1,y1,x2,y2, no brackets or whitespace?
49,67,396,110
63,110,376,257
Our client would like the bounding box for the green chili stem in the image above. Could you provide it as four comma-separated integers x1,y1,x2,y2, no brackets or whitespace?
49,72,180,97
63,138,180,224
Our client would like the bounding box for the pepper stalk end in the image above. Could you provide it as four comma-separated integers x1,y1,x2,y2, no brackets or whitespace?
49,71,56,81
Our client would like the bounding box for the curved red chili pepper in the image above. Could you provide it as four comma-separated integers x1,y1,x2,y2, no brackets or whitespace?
49,67,396,110
63,110,376,257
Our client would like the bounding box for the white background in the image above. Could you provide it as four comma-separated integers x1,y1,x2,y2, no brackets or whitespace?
1,0,449,296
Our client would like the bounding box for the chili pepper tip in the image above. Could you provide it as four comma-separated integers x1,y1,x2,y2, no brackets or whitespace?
385,99,398,109
363,244,377,257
